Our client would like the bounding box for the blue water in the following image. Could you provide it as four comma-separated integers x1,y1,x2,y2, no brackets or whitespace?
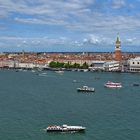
0,70,140,140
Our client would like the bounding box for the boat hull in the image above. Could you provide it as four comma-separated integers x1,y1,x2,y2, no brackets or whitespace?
104,85,122,88
46,125,86,133
47,129,85,132
77,89,95,92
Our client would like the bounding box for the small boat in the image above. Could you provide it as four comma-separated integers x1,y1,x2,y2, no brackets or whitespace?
73,80,77,83
77,86,95,92
83,69,88,72
104,81,122,88
132,83,139,86
55,71,64,74
31,70,36,72
45,124,86,132
38,73,47,77
41,72,47,75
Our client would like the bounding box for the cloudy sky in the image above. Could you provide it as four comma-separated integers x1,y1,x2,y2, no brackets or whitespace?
0,0,140,52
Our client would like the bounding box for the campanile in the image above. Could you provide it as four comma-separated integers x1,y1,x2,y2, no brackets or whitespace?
115,34,122,61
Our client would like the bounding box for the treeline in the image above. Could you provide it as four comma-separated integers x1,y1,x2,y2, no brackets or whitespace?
49,61,89,69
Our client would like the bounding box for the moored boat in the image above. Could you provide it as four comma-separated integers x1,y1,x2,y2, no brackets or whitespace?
104,81,122,88
45,124,86,132
77,86,95,92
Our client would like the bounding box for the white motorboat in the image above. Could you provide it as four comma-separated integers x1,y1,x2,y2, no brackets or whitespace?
45,124,86,132
77,86,95,92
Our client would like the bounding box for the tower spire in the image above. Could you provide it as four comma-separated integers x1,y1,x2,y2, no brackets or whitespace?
117,33,120,42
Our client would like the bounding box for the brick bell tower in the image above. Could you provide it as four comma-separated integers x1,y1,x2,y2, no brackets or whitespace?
115,34,122,61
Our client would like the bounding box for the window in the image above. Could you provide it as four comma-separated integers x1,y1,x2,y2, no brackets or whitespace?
133,62,135,64
137,62,139,64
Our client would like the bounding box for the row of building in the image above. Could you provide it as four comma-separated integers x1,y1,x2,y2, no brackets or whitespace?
0,35,140,72
89,58,140,72
0,56,140,73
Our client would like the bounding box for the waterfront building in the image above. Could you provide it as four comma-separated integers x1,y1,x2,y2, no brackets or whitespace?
15,62,35,69
121,60,129,72
90,61,105,71
0,60,15,68
115,34,122,61
128,57,140,72
103,61,120,71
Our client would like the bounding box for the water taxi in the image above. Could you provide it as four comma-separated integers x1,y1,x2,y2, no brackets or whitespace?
104,81,122,88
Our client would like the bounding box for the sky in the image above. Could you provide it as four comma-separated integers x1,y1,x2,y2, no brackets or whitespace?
0,0,140,52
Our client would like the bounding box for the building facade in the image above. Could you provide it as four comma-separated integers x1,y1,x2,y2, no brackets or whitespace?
103,61,120,71
90,61,105,71
128,57,140,72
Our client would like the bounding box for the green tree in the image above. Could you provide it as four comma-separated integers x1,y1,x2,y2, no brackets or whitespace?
73,63,80,68
49,61,57,68
81,62,89,69
56,62,64,68
64,62,71,68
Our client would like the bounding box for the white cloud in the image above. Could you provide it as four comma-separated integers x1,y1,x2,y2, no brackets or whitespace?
0,0,94,17
0,36,72,48
86,35,101,44
112,0,126,9
0,0,140,51
83,34,114,46
0,0,140,35
124,37,137,44
0,35,140,52
73,40,83,47
14,17,67,25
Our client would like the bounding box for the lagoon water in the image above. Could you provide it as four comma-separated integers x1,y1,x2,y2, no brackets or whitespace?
0,70,140,140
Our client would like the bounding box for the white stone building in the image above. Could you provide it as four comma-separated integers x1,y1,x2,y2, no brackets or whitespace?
128,57,140,72
0,60,15,68
90,61,105,71
103,61,120,71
